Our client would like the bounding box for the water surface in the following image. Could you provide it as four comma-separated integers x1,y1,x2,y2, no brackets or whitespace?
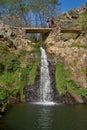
1,103,87,130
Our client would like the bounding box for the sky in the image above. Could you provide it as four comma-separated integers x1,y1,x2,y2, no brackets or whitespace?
59,0,87,12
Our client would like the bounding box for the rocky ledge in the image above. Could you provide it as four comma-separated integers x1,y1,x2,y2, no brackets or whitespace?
45,4,87,103
0,19,31,50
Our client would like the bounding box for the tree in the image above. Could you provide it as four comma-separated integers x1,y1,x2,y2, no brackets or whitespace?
28,0,61,27
0,0,29,25
0,0,61,27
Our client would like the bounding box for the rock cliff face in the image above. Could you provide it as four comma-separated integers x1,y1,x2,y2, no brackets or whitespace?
0,18,33,109
46,4,87,42
0,4,87,104
45,4,87,103
0,20,31,50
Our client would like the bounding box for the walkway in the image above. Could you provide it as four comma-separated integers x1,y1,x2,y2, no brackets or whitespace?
11,26,81,34
23,27,81,33
23,27,52,33
61,29,81,33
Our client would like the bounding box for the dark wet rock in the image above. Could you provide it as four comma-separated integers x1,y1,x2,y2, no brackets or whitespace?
23,53,78,105
0,124,8,129
24,55,62,104
24,67,40,102
0,100,7,118
48,55,62,103
9,97,20,104
69,92,84,103
60,95,76,104
0,114,2,119
82,96,87,104
0,34,4,39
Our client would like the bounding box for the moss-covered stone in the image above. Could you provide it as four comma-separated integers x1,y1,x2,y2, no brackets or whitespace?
61,33,79,41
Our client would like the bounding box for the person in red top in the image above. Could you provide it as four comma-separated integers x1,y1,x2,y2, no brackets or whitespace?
46,17,55,28
50,17,55,28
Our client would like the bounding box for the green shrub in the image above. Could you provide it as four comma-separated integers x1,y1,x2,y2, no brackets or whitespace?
55,61,76,94
0,41,41,102
0,71,21,101
73,88,87,98
81,14,87,30
0,63,4,74
5,57,20,72
0,87,8,100
28,62,38,85
49,42,54,46
55,61,70,94
28,50,40,85
55,61,87,98
78,13,87,31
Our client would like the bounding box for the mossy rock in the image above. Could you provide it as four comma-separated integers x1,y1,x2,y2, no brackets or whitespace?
61,33,79,41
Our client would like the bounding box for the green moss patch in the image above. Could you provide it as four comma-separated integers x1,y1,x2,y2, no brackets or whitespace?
55,61,72,94
55,60,87,98
61,33,79,41
0,42,41,103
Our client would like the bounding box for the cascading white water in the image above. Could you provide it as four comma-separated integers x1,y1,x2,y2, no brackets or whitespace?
39,47,53,104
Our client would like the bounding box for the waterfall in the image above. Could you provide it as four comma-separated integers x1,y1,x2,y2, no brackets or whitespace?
39,47,54,105
25,47,57,105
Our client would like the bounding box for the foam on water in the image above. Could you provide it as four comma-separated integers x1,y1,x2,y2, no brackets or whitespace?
30,101,58,106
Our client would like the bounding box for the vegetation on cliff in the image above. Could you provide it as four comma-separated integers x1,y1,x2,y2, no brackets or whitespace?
0,4,87,115
0,0,60,27
46,4,87,103
0,41,40,114
55,61,87,100
27,42,41,85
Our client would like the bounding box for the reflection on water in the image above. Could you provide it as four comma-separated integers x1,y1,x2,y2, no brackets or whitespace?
1,104,87,130
36,106,53,130
0,123,8,130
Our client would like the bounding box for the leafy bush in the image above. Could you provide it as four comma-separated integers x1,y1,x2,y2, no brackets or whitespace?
5,57,20,72
55,61,71,94
55,61,78,94
0,41,41,102
28,47,40,85
0,87,8,100
81,14,87,30
73,88,87,98
28,61,38,85
49,42,54,46
55,61,87,98
0,70,21,103
0,63,4,74
78,13,87,31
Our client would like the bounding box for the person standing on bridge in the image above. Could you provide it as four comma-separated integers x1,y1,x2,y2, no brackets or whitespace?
46,17,55,28
46,17,50,28
50,17,55,28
